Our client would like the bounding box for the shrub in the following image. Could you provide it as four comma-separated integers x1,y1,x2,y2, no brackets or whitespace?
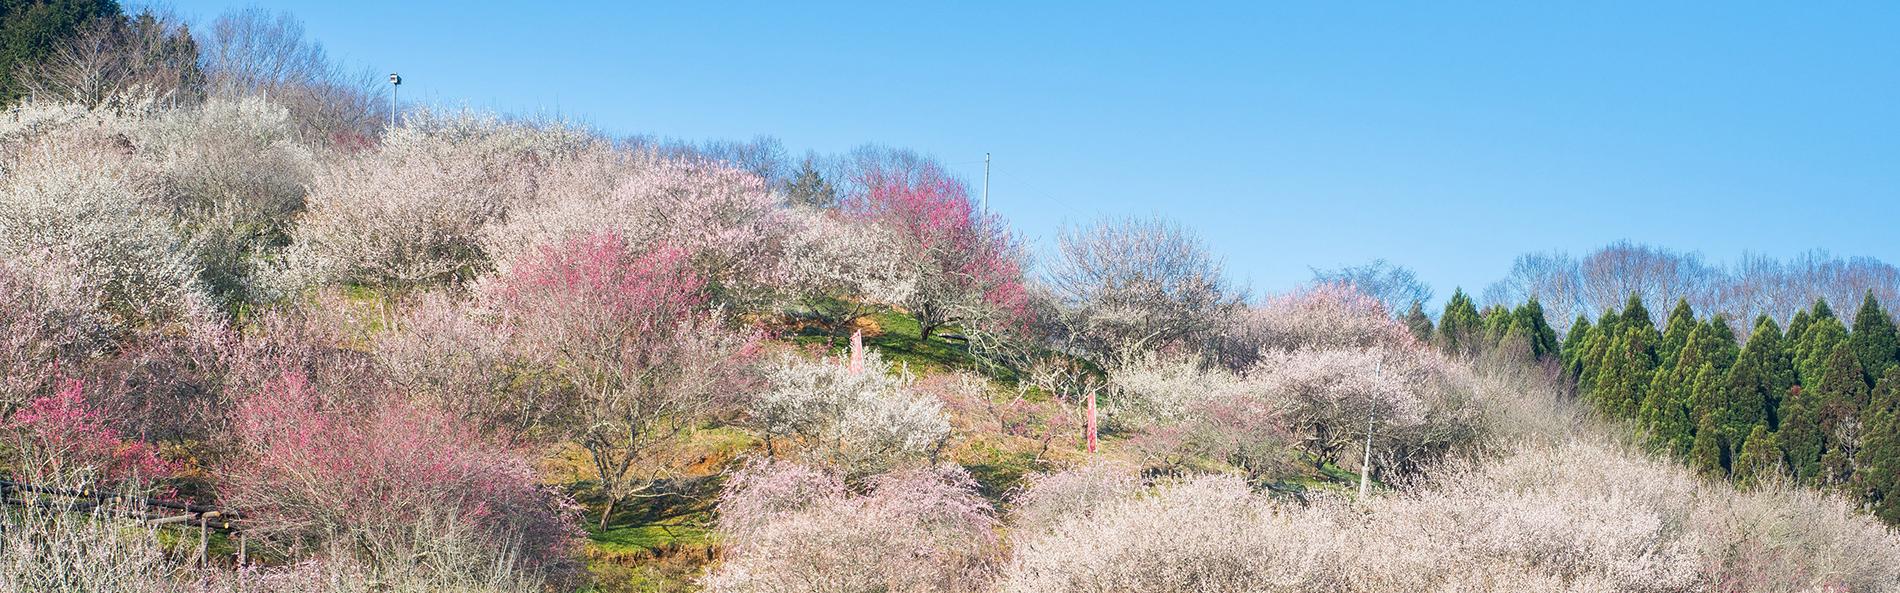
3,379,175,485
135,97,316,307
0,135,207,329
751,350,951,477
222,371,581,583
0,254,109,412
286,110,597,289
708,461,999,593
373,291,555,434
1216,282,1415,369
777,207,919,331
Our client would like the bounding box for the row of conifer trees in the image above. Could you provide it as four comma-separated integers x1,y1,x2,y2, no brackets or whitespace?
1404,288,1900,523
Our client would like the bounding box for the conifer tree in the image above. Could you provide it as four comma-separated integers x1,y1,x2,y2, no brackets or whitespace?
1732,423,1782,489
783,158,838,208
1779,384,1824,483
1402,300,1433,343
1659,298,1697,369
1435,289,1482,357
1690,413,1728,478
1622,293,1655,333
1796,315,1848,395
1593,327,1657,419
1810,343,1871,485
1787,308,1814,347
1480,305,1512,349
1686,362,1723,426
1851,291,1900,379
1561,314,1593,373
1510,298,1561,361
1856,368,1900,523
1720,353,1772,448
1737,316,1794,424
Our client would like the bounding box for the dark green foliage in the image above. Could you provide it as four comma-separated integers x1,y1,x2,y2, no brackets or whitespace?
1778,385,1823,483
1685,363,1723,428
1787,308,1813,347
1851,291,1900,379
1796,315,1848,393
1732,423,1782,489
1719,353,1772,448
1857,368,1900,523
783,158,837,208
1622,293,1655,331
1592,326,1657,419
1659,298,1696,369
0,0,121,103
1690,413,1727,478
1508,298,1561,361
1435,288,1482,357
1736,316,1795,424
1402,300,1433,343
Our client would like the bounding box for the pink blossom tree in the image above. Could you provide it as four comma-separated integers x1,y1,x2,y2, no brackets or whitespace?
4,379,174,485
222,371,580,580
490,232,759,529
844,159,1028,341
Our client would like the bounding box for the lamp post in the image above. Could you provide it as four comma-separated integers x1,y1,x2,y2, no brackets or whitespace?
388,73,401,128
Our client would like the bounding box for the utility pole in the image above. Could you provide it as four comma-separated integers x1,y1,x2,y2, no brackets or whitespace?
982,152,991,213
388,73,402,128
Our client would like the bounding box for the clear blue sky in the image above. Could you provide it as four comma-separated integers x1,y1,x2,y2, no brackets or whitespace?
166,1,1900,305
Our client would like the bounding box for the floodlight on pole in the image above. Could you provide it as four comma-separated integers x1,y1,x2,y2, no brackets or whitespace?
389,73,402,128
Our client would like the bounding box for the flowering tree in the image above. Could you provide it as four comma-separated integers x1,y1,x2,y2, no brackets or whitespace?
490,232,758,528
222,371,580,580
4,380,174,485
1214,282,1416,370
287,110,597,289
1049,216,1243,360
751,351,951,477
844,159,1028,341
484,147,794,311
778,207,919,334
708,461,1000,593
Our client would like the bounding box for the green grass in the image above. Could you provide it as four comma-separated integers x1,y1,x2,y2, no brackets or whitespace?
588,523,713,553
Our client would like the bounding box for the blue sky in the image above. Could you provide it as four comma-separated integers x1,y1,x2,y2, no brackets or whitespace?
166,2,1900,305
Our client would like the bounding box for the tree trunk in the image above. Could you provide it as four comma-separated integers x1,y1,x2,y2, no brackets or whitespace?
598,496,616,531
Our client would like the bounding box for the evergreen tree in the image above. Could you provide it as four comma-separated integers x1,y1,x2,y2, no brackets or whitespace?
1787,308,1814,347
1810,343,1871,486
1690,413,1728,478
783,158,838,208
1479,305,1512,349
1659,298,1697,369
1435,288,1482,357
1578,310,1619,394
1622,293,1655,333
1779,384,1824,484
1736,316,1795,425
1686,362,1723,426
1510,298,1561,361
1593,326,1657,419
1851,291,1900,379
1796,315,1848,394
1402,300,1433,343
1856,368,1900,523
1732,423,1782,489
1720,353,1772,448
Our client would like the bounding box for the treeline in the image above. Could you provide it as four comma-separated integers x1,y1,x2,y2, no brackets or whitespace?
1445,285,1900,523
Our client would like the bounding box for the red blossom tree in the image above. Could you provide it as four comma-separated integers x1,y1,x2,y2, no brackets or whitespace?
845,161,1029,341
5,379,175,485
491,232,759,529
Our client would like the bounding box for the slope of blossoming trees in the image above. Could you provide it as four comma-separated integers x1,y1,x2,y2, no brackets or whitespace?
4,8,1900,591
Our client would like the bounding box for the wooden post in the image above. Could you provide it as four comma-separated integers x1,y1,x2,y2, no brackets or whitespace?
198,513,209,568
1086,388,1098,454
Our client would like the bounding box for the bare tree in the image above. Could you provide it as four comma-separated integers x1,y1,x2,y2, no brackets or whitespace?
16,11,204,110
201,8,383,140
1311,259,1433,318
1048,216,1244,361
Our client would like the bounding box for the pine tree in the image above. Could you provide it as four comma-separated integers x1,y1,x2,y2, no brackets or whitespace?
1623,294,1655,333
1578,310,1619,395
1787,308,1814,347
1732,423,1782,489
0,0,124,103
1435,289,1482,357
1402,300,1433,343
1690,413,1728,478
1593,326,1657,419
1659,298,1697,370
1686,363,1723,426
1851,291,1900,380
1480,305,1512,349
